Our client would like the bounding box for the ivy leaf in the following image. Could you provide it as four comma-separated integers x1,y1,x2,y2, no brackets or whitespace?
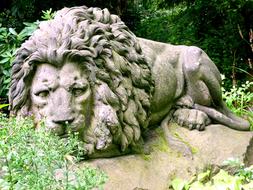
188,181,204,190
212,170,232,183
197,170,210,182
171,178,187,190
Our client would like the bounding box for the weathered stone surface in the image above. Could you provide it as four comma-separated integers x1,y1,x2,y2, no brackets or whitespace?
9,6,250,158
85,123,253,190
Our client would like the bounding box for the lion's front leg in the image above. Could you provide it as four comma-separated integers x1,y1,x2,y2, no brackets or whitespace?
173,108,211,131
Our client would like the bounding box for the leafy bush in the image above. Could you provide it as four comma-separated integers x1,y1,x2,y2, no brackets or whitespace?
222,81,253,114
222,78,253,128
170,158,253,190
0,114,107,189
135,0,253,89
135,4,188,44
0,22,38,98
0,9,55,100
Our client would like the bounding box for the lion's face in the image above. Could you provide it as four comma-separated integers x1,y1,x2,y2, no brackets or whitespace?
30,62,92,136
9,6,153,155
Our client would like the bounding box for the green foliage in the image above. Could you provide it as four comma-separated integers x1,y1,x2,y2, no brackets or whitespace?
135,0,253,89
41,8,56,20
0,114,107,189
170,159,253,190
223,158,253,183
222,79,253,128
141,0,188,10
222,81,253,114
0,24,34,98
0,104,9,109
10,0,36,20
135,4,188,43
0,9,54,100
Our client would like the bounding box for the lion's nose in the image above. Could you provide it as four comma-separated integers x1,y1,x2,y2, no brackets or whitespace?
51,88,75,125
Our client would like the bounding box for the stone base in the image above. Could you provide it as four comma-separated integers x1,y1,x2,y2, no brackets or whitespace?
84,123,253,190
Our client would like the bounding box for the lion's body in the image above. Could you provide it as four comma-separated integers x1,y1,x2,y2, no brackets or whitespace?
138,38,250,131
9,6,250,157
138,38,185,124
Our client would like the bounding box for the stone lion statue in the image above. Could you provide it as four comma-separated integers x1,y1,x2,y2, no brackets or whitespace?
9,6,250,157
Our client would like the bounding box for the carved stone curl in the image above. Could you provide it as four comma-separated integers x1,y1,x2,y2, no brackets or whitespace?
9,6,250,157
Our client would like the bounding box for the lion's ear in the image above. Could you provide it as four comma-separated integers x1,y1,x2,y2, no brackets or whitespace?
9,60,34,116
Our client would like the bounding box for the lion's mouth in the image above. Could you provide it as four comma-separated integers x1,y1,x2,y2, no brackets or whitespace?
47,120,81,136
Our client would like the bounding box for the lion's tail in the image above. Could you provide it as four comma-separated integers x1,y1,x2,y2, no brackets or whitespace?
194,103,250,131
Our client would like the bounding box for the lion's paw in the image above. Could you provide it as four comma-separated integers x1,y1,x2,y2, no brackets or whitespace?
173,108,211,131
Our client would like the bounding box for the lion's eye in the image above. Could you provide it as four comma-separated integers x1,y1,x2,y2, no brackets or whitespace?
35,90,49,98
72,88,86,96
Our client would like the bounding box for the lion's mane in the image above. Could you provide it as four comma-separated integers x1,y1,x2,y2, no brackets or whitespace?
9,6,154,151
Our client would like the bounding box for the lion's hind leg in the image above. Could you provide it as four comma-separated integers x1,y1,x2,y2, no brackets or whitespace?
181,46,250,131
194,103,250,131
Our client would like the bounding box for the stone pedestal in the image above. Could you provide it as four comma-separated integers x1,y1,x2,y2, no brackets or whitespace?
84,123,253,190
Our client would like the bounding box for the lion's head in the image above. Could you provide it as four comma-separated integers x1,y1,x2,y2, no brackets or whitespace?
9,6,154,155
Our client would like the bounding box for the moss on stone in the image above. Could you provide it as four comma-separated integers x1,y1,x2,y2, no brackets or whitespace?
173,131,198,154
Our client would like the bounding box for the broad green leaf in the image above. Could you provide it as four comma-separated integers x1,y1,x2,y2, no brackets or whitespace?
197,170,210,182
8,28,17,36
3,78,11,84
212,170,243,190
171,178,187,190
213,182,230,190
189,181,204,190
243,181,253,190
212,169,232,183
0,178,10,190
0,104,9,109
3,70,10,76
0,58,9,64
232,178,242,190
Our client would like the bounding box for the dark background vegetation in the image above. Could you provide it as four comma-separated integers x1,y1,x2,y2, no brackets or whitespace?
0,0,252,103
